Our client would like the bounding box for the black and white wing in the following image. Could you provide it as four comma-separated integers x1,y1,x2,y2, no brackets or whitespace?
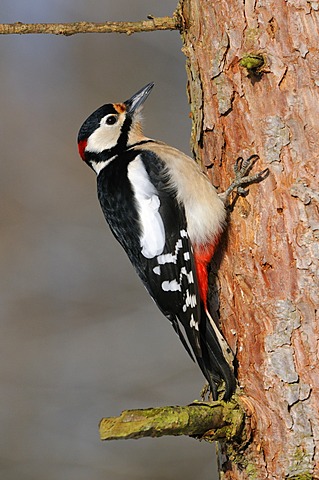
128,150,203,359
97,148,203,360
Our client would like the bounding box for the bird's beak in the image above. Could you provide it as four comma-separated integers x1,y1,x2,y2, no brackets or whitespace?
124,82,154,114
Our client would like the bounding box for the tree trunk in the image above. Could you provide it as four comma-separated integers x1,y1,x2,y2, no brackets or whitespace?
179,0,319,478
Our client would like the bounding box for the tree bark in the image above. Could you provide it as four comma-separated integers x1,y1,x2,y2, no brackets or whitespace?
179,0,319,478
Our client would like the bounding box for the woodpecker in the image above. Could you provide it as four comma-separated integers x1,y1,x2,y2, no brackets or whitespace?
77,83,266,400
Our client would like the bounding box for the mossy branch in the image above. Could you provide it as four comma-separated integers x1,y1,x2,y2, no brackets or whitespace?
0,16,180,36
99,400,246,442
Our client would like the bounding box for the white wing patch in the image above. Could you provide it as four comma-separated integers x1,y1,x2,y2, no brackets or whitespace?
183,289,197,310
127,156,165,259
180,267,194,284
183,252,190,261
161,280,181,292
157,253,177,265
157,238,183,265
190,314,199,331
153,228,199,331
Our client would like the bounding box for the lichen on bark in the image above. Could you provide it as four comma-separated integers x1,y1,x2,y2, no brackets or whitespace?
99,400,246,443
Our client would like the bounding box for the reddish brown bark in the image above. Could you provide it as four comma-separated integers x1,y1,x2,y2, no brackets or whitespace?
179,0,319,478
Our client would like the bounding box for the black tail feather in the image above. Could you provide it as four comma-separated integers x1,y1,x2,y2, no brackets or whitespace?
170,316,196,363
196,311,236,401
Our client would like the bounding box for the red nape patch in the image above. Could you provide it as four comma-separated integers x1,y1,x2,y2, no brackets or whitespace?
194,243,218,308
78,139,87,160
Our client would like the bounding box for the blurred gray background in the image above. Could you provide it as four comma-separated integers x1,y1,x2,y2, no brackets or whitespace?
1,1,218,479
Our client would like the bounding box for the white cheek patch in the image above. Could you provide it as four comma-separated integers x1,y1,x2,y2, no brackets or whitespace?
86,121,123,153
127,156,165,259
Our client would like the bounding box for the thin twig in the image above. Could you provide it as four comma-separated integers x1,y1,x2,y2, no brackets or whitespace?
0,17,180,36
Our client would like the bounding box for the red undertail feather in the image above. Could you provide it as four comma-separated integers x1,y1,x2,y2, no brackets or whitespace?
194,242,218,308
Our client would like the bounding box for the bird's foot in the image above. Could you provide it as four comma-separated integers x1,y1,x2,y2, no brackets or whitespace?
219,155,269,206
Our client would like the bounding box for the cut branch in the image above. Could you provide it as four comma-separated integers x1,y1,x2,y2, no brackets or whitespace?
99,401,246,442
0,17,180,36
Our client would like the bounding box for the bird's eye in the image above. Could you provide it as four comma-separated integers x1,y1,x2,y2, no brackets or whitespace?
105,115,117,125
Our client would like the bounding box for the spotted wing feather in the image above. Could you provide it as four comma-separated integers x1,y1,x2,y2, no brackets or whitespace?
97,148,202,359
133,151,203,358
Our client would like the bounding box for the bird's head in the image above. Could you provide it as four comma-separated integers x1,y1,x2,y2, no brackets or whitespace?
77,82,154,170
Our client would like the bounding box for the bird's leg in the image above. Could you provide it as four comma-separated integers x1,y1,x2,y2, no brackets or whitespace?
218,155,269,206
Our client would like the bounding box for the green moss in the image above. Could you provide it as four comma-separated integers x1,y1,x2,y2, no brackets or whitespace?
240,54,264,72
245,462,259,479
293,446,306,465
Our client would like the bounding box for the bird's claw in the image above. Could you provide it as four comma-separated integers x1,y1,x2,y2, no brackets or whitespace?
219,154,269,205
